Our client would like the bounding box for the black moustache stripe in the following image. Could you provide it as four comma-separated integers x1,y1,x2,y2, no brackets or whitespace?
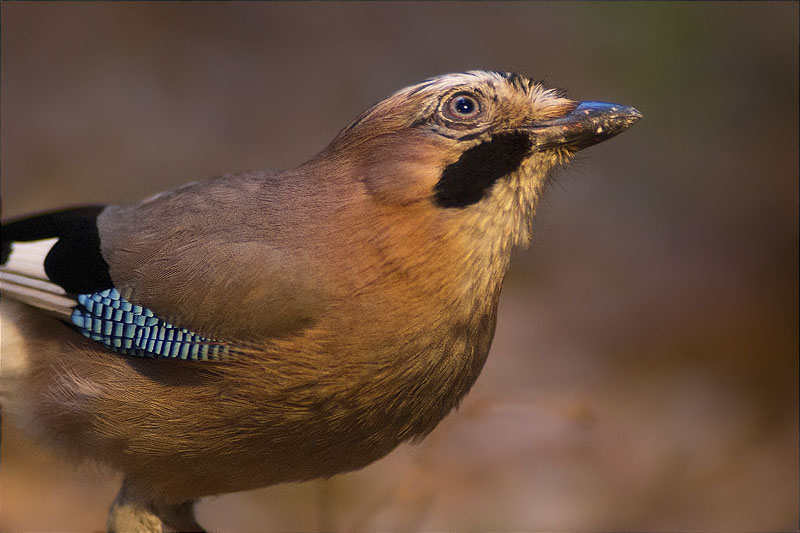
434,132,532,209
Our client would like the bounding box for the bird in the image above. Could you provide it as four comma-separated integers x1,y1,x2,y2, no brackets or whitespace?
0,70,641,532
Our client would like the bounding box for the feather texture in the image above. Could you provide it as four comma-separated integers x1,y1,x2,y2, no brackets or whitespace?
0,71,641,530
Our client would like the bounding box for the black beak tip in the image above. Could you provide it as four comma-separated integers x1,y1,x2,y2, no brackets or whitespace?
622,106,643,124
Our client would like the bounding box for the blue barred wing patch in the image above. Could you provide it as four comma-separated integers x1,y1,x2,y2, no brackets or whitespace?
70,288,229,361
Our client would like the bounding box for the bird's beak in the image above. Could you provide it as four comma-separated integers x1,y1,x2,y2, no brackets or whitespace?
529,101,642,151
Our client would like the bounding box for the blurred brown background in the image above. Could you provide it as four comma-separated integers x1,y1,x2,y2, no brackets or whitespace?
1,2,797,531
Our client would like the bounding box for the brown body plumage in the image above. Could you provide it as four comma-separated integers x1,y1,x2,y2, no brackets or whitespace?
1,71,640,530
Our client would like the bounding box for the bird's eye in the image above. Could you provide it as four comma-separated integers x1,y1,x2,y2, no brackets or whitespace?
443,93,481,121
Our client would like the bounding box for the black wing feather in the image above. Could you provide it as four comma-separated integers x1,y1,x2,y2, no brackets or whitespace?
1,206,113,294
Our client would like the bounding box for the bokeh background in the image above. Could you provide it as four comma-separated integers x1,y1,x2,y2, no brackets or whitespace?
1,2,797,531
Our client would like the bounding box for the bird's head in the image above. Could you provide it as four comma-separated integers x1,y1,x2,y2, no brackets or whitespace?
316,70,641,257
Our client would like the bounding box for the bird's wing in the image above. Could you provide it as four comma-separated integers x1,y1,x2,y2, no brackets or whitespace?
1,175,326,361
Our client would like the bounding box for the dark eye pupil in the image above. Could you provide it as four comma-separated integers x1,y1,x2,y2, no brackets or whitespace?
455,97,474,114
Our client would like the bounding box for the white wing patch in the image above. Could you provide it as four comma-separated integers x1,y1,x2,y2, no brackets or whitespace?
0,238,75,319
2,237,58,280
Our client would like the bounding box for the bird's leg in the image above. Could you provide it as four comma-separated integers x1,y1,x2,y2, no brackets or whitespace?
107,480,205,533
151,499,204,532
107,480,163,533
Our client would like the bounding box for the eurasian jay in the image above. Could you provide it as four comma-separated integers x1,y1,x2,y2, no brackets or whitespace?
0,70,641,531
